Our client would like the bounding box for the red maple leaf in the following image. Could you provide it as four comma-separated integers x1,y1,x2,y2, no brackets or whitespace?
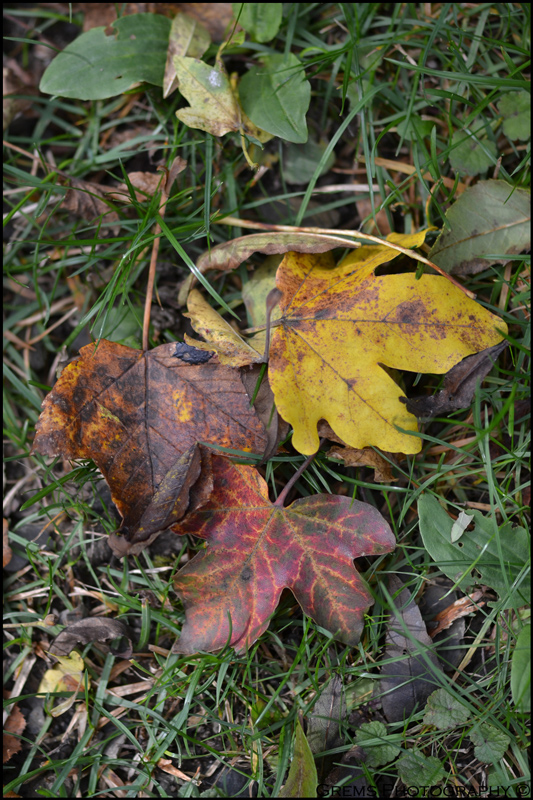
172,456,396,653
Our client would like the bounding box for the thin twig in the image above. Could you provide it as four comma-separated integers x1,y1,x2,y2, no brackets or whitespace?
142,169,169,351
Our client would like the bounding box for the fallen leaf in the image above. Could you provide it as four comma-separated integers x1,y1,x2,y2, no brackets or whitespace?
156,758,194,781
32,340,268,556
106,171,164,203
175,53,270,141
163,12,211,98
428,591,484,639
106,159,187,204
318,419,395,482
402,341,508,420
279,720,318,798
428,180,530,275
198,231,359,277
268,237,507,455
171,456,395,653
37,651,86,717
418,578,466,670
50,617,133,659
327,446,394,482
380,577,443,723
3,694,26,764
60,176,120,226
178,231,360,305
184,288,262,366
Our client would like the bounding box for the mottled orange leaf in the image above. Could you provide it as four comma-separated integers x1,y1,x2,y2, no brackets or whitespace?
172,456,395,653
268,248,507,455
32,340,268,556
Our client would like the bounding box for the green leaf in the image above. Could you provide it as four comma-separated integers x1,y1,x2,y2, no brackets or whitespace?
469,724,510,764
239,53,311,143
511,624,531,712
428,179,531,275
397,750,447,788
279,719,318,797
282,139,336,184
354,721,400,768
233,3,282,43
449,128,497,175
498,90,531,141
423,688,471,730
39,14,171,101
418,495,530,608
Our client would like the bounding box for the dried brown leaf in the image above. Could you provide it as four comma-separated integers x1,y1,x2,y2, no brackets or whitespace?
50,617,133,659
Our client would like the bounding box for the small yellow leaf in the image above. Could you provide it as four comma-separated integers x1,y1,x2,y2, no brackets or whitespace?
185,288,262,366
175,56,271,142
269,240,507,455
38,651,87,717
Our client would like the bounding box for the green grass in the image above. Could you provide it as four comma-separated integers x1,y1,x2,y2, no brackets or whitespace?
3,3,530,798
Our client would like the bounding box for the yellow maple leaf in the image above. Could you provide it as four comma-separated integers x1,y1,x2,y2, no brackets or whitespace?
268,235,507,455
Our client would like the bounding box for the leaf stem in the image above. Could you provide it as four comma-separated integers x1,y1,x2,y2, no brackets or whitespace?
273,440,325,508
262,287,283,363
142,169,169,351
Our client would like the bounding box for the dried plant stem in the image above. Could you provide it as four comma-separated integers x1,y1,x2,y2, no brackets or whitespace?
274,440,325,508
142,171,169,351
213,215,475,300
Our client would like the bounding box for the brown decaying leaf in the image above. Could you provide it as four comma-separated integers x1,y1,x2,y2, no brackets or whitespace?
105,171,164,203
50,617,133,659
380,576,443,723
106,159,188,204
31,340,268,556
60,176,119,225
317,421,395,482
402,341,508,419
3,693,26,764
428,590,485,639
172,456,396,654
178,232,359,304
